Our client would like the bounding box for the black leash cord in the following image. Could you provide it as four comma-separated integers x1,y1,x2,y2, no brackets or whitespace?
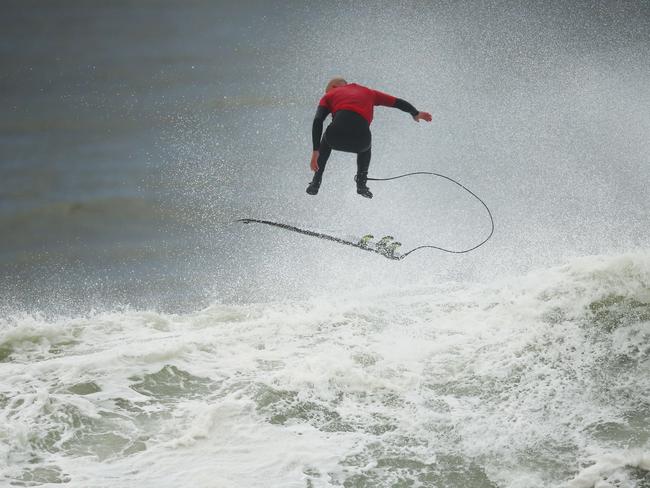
366,171,494,258
237,171,494,260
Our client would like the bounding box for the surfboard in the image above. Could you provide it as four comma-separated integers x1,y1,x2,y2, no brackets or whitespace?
237,218,403,260
237,171,494,259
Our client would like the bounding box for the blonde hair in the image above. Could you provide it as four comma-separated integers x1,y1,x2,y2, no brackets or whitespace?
325,77,347,92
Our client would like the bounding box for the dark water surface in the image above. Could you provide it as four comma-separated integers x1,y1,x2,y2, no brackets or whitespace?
2,1,301,310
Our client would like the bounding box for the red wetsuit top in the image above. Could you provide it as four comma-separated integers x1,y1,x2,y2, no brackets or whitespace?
318,83,397,125
312,84,419,150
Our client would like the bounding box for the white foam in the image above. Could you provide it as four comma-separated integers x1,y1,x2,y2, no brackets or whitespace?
1,252,649,487
568,451,650,488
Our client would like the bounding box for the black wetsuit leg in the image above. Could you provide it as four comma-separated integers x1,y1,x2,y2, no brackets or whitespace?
314,137,332,181
356,147,371,176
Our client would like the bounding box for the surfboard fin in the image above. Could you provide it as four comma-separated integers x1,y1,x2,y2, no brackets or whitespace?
358,234,374,248
384,241,402,258
376,236,394,247
375,236,402,258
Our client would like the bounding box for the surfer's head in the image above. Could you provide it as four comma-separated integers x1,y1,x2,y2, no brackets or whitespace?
325,77,347,93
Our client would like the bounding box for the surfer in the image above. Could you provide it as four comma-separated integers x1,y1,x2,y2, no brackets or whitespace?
308,78,432,198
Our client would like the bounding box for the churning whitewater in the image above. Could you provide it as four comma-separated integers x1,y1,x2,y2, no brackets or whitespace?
2,253,649,487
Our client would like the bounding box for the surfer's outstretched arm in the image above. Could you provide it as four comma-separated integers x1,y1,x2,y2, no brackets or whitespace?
373,90,432,123
394,98,432,122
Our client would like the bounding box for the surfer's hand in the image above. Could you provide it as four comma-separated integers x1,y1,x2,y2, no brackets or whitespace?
310,151,319,172
413,112,432,123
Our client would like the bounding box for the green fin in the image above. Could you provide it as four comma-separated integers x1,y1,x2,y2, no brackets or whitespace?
358,234,374,248
376,238,401,257
376,236,394,249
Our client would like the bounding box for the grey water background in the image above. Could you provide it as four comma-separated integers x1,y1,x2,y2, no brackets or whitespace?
1,0,649,313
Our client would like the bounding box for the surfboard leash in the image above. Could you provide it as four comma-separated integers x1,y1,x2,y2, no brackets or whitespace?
238,171,494,260
366,171,494,257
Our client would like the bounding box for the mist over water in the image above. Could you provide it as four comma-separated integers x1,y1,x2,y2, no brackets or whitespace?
158,0,650,305
1,1,649,487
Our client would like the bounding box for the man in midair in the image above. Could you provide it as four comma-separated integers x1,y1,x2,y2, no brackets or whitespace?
308,77,432,198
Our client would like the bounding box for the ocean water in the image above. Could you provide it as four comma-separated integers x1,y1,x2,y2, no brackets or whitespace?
1,254,649,487
1,1,649,487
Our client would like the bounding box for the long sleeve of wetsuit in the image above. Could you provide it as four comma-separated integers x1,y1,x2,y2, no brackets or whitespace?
393,98,419,117
312,105,331,150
